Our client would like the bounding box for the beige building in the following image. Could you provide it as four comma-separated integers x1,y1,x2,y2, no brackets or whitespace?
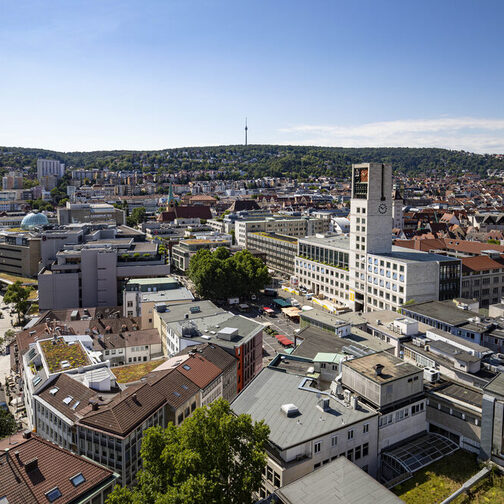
58,202,125,225
0,233,41,277
247,232,298,277
235,216,330,248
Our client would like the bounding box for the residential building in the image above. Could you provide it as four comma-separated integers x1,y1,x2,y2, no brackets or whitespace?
37,158,65,180
460,253,504,307
2,170,23,190
123,277,194,327
0,433,118,504
178,342,238,403
247,232,298,276
154,300,263,392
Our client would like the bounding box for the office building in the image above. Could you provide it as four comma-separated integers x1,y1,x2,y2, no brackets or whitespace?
247,232,298,276
58,202,126,226
235,216,330,248
294,164,461,312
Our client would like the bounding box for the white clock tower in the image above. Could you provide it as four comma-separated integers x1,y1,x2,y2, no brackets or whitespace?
349,163,392,311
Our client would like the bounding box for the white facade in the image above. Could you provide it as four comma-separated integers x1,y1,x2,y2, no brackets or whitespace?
37,158,65,180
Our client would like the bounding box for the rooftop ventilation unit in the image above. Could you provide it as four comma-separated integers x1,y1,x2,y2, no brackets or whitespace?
217,327,238,341
281,403,300,417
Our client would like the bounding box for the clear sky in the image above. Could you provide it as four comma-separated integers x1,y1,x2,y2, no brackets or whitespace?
1,0,503,153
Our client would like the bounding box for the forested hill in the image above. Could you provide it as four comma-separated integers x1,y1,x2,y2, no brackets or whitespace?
1,145,503,179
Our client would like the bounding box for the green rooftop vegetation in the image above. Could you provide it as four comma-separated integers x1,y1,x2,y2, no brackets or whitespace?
392,450,495,504
112,359,165,383
40,338,90,374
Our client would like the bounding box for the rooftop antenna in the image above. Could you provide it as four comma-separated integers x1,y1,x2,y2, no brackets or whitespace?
244,117,248,146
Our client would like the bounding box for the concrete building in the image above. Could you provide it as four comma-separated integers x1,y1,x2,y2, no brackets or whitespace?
38,239,169,310
123,277,194,327
37,158,65,180
232,368,379,496
480,373,504,466
2,170,23,190
171,236,232,272
295,164,461,312
247,232,298,277
342,352,427,453
58,202,125,226
0,232,41,277
235,216,330,248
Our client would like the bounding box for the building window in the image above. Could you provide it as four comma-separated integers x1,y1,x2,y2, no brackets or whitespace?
331,435,338,447
363,443,369,457
355,445,362,460
314,441,321,453
363,423,369,433
267,466,273,482
347,429,354,440
347,448,353,461
274,472,280,487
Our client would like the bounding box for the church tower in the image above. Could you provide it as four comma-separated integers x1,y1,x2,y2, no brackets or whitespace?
392,186,404,231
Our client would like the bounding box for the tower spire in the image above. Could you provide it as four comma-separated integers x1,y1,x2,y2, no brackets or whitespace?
244,117,248,146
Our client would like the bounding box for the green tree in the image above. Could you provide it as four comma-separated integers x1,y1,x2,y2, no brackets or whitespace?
0,408,17,438
4,281,32,325
106,399,269,504
188,248,270,300
127,207,146,227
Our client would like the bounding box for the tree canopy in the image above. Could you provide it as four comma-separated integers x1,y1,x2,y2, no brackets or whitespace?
106,399,270,504
0,408,17,438
127,207,146,227
4,281,33,325
188,247,270,300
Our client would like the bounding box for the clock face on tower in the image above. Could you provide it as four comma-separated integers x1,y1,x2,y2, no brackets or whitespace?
378,202,388,214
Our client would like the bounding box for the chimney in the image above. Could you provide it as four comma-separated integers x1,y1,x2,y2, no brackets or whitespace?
374,363,384,377
22,430,31,439
14,451,21,464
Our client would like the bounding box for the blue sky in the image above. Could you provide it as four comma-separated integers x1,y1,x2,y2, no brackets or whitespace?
1,0,503,152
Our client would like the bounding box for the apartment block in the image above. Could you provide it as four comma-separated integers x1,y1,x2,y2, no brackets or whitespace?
37,158,65,180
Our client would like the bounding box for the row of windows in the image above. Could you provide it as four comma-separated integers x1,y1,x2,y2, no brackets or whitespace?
314,442,369,469
379,402,424,428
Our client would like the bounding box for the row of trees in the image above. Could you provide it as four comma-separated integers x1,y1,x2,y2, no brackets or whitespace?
2,145,504,178
106,399,269,504
187,248,270,300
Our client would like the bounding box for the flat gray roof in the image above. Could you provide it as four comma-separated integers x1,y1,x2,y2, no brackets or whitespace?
371,246,460,264
231,368,377,450
403,301,480,326
344,351,421,384
274,456,403,504
298,235,350,251
300,308,351,328
141,288,194,303
158,300,224,323
483,372,504,399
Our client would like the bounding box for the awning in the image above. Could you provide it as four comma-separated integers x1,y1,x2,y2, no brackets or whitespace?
262,307,274,313
273,298,291,308
275,334,294,346
281,307,301,318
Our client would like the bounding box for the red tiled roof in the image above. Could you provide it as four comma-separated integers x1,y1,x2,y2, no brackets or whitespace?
462,255,504,272
176,353,222,388
0,435,115,504
79,382,165,437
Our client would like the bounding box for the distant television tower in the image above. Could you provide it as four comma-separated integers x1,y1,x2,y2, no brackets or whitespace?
244,117,248,146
